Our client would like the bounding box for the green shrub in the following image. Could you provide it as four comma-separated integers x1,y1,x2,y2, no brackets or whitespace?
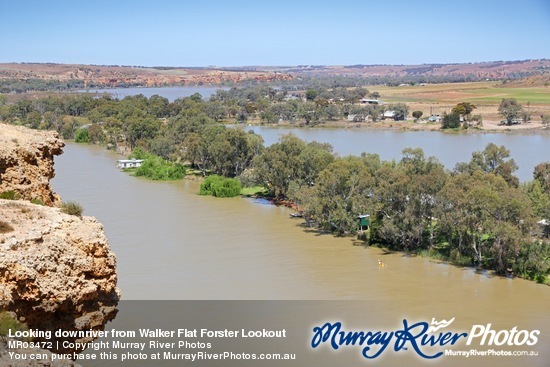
0,311,28,337
60,201,84,217
0,191,21,200
513,241,549,284
129,149,185,180
30,198,45,206
74,128,89,143
199,175,242,198
441,111,461,129
199,175,218,196
0,220,14,234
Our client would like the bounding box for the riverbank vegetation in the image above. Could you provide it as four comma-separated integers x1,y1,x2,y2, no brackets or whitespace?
59,201,84,217
1,87,549,284
128,148,185,180
199,175,242,198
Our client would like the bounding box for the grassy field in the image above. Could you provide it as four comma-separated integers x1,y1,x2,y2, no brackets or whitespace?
376,82,550,105
373,81,550,124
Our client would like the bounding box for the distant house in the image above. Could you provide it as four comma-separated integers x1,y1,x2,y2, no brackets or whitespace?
428,115,441,123
117,158,144,169
383,110,396,119
359,99,383,105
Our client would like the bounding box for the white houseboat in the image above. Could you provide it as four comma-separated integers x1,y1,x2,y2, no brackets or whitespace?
117,158,144,169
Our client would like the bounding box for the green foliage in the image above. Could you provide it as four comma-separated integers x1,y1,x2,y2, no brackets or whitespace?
470,114,483,126
498,98,524,124
389,103,408,121
60,201,84,217
240,186,266,196
513,241,550,284
74,127,89,143
253,134,334,198
524,180,550,219
455,143,519,187
412,110,423,119
0,220,14,234
533,162,550,194
87,124,106,144
199,175,242,198
305,90,318,101
295,156,378,235
30,198,46,206
131,152,186,180
451,102,477,120
441,111,461,129
0,191,21,200
0,311,28,337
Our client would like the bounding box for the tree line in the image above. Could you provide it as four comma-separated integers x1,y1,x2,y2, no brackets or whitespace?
1,90,548,283
0,85,409,131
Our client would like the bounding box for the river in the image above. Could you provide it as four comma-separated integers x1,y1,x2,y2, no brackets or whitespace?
242,126,549,182
50,142,549,367
79,86,549,182
78,86,225,102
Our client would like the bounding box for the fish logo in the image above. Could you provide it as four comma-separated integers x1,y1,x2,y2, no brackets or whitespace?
427,317,455,333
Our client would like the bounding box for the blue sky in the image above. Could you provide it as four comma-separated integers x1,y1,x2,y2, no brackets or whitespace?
0,0,548,66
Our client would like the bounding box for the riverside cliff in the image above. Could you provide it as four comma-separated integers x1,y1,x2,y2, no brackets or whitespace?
0,124,64,206
0,123,120,362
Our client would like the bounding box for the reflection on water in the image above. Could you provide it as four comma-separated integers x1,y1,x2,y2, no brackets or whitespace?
50,142,549,367
251,197,272,205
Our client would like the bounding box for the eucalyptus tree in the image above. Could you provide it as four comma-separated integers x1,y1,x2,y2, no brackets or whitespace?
374,148,447,250
455,143,519,187
296,156,377,234
253,134,334,198
498,98,524,125
437,171,533,271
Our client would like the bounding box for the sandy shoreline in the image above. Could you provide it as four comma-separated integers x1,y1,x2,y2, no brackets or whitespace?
243,119,550,135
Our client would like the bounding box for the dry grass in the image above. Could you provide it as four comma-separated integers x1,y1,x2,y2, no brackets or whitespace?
0,220,14,234
375,82,550,125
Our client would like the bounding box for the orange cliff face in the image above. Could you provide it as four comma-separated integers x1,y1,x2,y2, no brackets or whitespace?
0,124,64,206
0,124,120,355
0,63,294,87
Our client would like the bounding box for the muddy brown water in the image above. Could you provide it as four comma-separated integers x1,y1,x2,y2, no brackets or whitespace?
50,142,549,367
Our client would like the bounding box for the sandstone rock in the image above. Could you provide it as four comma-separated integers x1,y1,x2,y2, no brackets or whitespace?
0,124,120,358
0,124,64,206
0,200,120,353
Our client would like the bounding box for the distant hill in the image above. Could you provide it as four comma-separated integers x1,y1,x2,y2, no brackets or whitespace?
0,59,548,91
0,63,292,91
500,73,550,87
276,59,550,80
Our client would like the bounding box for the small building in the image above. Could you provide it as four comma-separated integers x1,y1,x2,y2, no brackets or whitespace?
428,115,441,123
383,110,396,119
117,158,144,169
360,99,383,105
357,214,370,231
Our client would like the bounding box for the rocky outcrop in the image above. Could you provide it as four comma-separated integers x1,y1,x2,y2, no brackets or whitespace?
0,200,120,353
0,124,120,360
0,124,64,206
0,62,293,88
